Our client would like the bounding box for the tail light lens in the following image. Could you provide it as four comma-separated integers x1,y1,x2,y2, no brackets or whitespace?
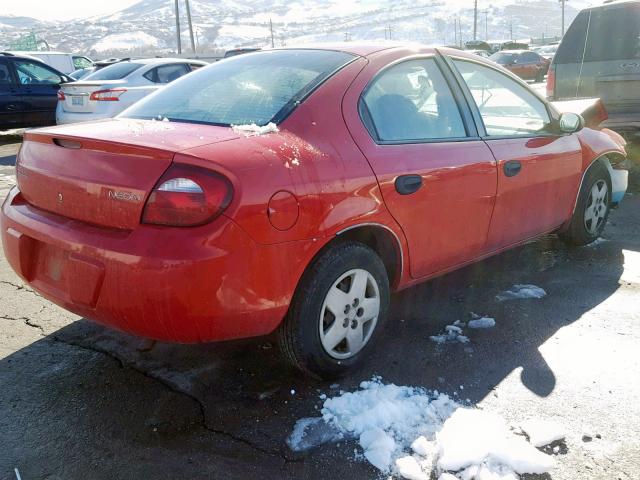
142,164,233,227
90,88,127,101
57,90,66,101
546,65,555,99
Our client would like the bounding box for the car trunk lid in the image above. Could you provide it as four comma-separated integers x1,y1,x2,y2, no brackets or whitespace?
16,119,239,230
60,80,126,113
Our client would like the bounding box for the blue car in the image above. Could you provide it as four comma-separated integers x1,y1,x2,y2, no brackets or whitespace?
0,53,72,130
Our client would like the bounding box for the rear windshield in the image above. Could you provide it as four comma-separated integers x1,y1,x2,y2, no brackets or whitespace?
555,4,640,64
490,53,517,64
85,62,142,80
121,49,355,126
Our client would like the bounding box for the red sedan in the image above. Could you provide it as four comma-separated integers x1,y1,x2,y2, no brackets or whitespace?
1,45,628,378
489,50,550,82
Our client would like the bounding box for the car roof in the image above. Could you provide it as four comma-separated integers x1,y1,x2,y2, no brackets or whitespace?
119,57,207,66
272,42,431,57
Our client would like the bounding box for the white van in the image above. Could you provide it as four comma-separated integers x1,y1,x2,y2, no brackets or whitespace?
5,51,93,74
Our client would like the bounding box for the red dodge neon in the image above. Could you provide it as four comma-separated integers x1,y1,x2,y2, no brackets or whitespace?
0,45,629,378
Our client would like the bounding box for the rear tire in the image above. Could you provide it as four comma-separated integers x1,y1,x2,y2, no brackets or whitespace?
560,162,611,246
535,70,544,83
278,241,390,379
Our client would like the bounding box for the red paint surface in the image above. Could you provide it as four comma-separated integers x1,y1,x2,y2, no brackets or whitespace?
0,45,626,343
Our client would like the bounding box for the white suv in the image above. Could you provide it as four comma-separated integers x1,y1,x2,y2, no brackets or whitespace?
56,58,207,125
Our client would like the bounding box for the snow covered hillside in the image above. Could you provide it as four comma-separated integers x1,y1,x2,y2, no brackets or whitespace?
0,0,594,55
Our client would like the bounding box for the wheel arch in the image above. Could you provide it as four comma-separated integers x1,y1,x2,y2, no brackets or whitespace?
333,223,404,290
570,154,614,218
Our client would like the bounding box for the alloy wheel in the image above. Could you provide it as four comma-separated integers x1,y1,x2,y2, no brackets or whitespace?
583,179,609,235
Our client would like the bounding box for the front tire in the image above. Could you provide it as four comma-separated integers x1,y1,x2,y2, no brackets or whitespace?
560,162,611,246
278,241,390,379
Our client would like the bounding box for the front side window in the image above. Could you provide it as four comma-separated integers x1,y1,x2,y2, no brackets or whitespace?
12,60,61,85
361,58,466,142
0,61,12,84
453,59,550,137
73,56,93,69
122,49,355,126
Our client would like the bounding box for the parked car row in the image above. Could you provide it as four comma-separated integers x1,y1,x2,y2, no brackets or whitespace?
0,53,207,130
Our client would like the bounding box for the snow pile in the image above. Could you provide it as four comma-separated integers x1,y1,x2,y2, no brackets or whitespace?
496,284,547,302
232,122,279,136
520,420,566,447
434,409,555,478
288,378,557,479
430,323,469,344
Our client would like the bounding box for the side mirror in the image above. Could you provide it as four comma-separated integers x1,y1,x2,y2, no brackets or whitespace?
558,112,584,133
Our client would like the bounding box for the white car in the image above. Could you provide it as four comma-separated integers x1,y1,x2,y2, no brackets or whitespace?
56,58,207,125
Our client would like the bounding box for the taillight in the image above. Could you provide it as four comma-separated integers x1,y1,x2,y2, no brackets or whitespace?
546,65,555,99
57,90,66,101
142,164,233,227
89,88,127,101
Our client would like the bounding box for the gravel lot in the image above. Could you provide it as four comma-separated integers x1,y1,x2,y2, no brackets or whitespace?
1,140,639,479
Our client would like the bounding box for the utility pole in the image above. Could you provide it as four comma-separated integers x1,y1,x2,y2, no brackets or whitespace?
185,0,196,54
454,17,458,46
484,9,488,41
174,0,182,54
458,17,462,47
387,25,392,40
509,20,513,40
269,18,275,48
473,0,478,40
560,0,567,36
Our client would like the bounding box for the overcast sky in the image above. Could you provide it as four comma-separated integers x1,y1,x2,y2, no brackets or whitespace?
3,0,141,21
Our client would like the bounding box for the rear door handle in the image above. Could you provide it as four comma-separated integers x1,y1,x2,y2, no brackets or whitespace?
503,161,522,177
395,174,423,195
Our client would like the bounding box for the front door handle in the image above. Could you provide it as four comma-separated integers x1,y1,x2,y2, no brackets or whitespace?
395,174,423,195
504,161,522,177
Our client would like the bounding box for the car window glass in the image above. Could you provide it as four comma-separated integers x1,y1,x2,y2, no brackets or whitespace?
554,11,589,64
85,62,142,81
153,64,189,84
12,60,61,85
521,52,539,63
361,58,466,142
453,59,550,136
584,4,640,62
73,56,93,69
122,49,355,126
0,62,12,84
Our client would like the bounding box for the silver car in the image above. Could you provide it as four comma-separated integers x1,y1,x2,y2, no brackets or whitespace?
548,0,640,141
56,58,207,125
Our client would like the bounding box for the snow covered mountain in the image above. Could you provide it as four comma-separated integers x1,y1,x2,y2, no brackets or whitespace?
0,0,593,56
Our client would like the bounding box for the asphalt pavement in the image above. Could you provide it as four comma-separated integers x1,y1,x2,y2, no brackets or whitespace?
0,140,639,480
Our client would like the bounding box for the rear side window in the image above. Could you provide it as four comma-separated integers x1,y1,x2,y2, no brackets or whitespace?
490,53,516,65
85,62,142,81
584,4,640,62
554,11,589,64
521,52,540,63
122,49,355,126
144,64,189,83
360,58,466,142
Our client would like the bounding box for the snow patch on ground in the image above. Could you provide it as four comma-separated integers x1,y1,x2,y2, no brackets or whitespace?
430,323,470,344
288,378,556,479
496,284,547,302
467,317,496,329
586,237,609,247
520,419,566,447
232,122,279,136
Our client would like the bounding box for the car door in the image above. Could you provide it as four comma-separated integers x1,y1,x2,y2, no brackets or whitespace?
449,57,583,250
343,52,498,279
11,58,63,126
0,59,22,128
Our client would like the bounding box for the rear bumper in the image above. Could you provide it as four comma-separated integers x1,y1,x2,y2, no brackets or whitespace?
55,109,114,125
600,114,640,141
1,188,312,343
